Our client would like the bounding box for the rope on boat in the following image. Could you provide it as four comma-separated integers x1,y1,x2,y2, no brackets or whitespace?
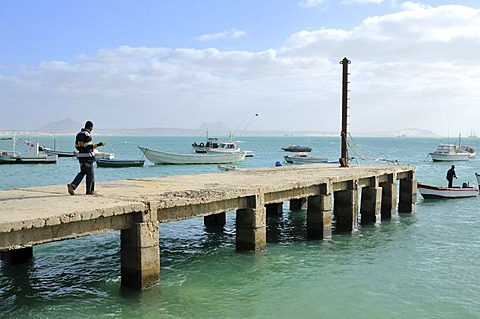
346,133,399,165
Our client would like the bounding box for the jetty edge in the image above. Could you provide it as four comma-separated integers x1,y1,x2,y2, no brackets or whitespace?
0,163,416,290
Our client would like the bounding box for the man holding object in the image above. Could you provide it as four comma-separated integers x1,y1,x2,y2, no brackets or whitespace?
67,120,105,195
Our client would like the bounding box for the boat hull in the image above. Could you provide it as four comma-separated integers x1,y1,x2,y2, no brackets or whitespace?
96,159,145,168
429,153,470,161
282,145,312,152
429,144,470,161
0,155,58,164
284,154,328,164
417,182,478,199
138,146,246,164
45,150,77,157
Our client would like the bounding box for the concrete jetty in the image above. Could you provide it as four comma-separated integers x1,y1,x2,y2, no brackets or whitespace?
0,164,416,290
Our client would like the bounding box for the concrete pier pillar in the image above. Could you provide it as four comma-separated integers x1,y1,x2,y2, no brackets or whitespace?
236,191,266,251
334,189,358,232
204,212,226,227
290,198,307,211
266,203,283,216
360,187,382,224
380,182,397,219
399,179,417,213
120,220,160,290
0,247,33,264
307,194,332,240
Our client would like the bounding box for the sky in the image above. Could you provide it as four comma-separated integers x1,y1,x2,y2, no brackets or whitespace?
1,0,480,136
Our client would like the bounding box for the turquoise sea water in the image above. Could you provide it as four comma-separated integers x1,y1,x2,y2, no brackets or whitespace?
1,135,480,318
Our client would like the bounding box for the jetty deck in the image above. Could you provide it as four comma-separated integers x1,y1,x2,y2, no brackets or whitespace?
0,164,416,290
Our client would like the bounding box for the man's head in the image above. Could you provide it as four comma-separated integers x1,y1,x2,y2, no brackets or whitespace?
452,165,455,169
84,121,94,130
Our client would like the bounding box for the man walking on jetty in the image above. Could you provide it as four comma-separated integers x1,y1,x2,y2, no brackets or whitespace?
446,165,457,188
67,120,105,195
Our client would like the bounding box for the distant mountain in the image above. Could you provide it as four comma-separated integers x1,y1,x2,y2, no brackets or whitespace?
35,118,82,134
28,119,441,138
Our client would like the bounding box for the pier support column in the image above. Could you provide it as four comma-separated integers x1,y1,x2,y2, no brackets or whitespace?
236,191,266,251
334,189,358,232
266,203,283,216
121,219,160,290
204,212,226,227
399,179,417,213
0,247,33,264
360,187,382,224
290,198,307,211
307,193,332,240
380,182,397,219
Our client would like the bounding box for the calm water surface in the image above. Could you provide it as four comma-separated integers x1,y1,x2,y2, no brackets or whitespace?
1,135,480,318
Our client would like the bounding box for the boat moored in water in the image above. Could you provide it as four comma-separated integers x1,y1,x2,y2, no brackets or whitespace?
96,159,145,168
284,152,328,164
428,144,470,161
138,146,247,165
0,140,58,164
281,145,312,152
417,182,478,199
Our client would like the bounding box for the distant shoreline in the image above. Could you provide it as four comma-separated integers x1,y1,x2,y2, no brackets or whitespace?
0,129,441,138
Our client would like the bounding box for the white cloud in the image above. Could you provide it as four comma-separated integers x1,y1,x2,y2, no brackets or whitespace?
195,29,246,42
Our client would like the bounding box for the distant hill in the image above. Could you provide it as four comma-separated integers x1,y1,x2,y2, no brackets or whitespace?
34,118,82,134
20,118,441,138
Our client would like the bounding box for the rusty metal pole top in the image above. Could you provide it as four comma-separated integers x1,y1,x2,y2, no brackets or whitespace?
339,57,351,65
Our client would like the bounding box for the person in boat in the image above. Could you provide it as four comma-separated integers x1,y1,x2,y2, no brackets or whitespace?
446,165,457,188
67,121,105,195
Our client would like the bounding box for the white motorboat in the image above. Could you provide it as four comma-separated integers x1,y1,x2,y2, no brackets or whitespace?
207,141,241,153
284,152,328,164
206,140,254,157
0,140,58,164
429,144,470,161
417,182,478,199
138,146,246,164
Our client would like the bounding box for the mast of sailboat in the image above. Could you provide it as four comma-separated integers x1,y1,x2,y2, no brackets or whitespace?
13,131,16,153
231,113,258,140
339,57,351,168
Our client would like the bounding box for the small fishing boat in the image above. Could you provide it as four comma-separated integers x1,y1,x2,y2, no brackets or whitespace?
96,159,145,168
417,182,478,199
282,145,312,152
0,140,58,164
284,152,328,164
138,146,246,165
429,144,470,161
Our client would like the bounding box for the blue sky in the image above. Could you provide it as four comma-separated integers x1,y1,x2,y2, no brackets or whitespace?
1,0,480,136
